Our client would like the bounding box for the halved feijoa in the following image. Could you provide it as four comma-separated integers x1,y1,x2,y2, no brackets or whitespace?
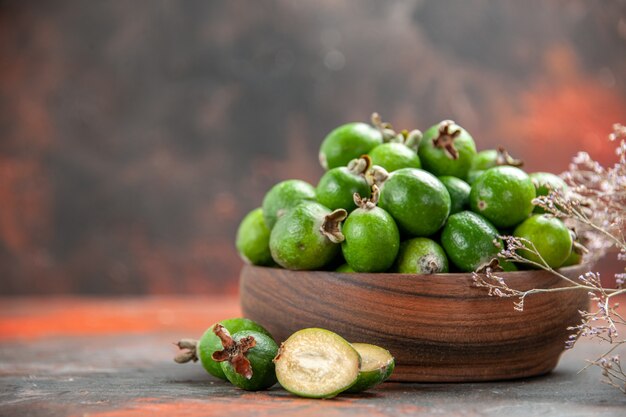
346,343,395,393
273,328,361,398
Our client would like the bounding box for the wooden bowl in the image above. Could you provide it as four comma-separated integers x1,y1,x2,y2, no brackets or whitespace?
239,264,589,382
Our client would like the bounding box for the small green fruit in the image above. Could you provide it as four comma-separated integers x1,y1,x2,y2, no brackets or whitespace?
274,328,361,398
471,147,523,172
235,208,273,266
513,214,573,269
319,122,382,170
441,211,501,272
174,318,273,381
379,168,451,236
529,172,568,214
368,142,421,172
341,186,400,272
336,263,355,272
262,180,316,229
316,156,371,212
438,176,471,215
394,237,449,274
269,202,345,270
213,325,278,391
418,120,477,180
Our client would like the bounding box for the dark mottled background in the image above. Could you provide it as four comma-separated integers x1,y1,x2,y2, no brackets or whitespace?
1,0,625,294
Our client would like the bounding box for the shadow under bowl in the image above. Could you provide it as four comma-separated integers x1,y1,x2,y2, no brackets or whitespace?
239,264,589,382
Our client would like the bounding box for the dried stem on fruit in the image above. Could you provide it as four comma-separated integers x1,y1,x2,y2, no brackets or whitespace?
495,146,523,167
321,209,348,243
433,120,462,160
174,338,199,363
354,184,380,210
347,155,372,176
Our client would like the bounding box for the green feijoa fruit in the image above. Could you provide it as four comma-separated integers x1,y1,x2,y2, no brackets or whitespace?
274,328,361,398
529,172,568,214
561,246,583,267
418,120,477,180
346,343,395,393
269,202,345,270
262,180,316,229
379,168,451,237
469,166,536,229
336,263,355,272
316,156,371,212
341,187,400,272
236,208,273,266
471,147,523,172
212,325,278,391
441,211,501,272
513,214,572,269
466,170,485,185
393,237,448,274
368,142,421,173
438,176,471,215
174,318,273,381
319,122,383,170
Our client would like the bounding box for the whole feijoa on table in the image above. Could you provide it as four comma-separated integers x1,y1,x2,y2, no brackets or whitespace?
174,318,274,381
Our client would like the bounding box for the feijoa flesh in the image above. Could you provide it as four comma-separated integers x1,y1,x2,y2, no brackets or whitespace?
274,328,361,398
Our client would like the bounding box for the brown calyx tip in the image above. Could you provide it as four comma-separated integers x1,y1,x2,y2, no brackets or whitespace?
347,155,372,176
174,338,198,364
321,209,347,244
370,112,397,142
366,165,389,188
496,146,523,167
353,184,380,210
211,324,256,380
475,258,504,274
434,119,462,160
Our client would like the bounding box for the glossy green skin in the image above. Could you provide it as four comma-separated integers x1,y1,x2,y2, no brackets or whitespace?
319,123,383,170
394,237,449,274
341,207,400,272
529,172,568,214
197,318,273,381
418,124,477,180
346,354,395,393
470,166,536,228
470,149,499,171
438,176,471,215
220,330,278,391
368,142,421,172
336,263,355,272
466,170,485,185
235,208,273,266
262,180,316,229
562,248,583,267
316,167,370,212
441,211,501,272
379,168,451,237
269,202,340,270
513,214,573,268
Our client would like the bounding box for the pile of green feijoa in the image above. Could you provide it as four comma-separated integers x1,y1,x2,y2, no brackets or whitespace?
237,113,579,274
175,318,395,397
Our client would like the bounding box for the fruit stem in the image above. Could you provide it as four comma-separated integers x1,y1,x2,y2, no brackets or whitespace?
211,324,257,379
371,112,398,142
353,184,380,210
496,146,523,167
433,120,461,160
174,338,199,363
321,209,348,243
366,165,389,188
347,155,372,176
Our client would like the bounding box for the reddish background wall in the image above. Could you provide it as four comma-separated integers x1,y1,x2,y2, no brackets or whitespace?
1,0,625,294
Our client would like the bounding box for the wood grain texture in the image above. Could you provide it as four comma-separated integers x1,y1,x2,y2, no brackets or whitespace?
240,264,590,382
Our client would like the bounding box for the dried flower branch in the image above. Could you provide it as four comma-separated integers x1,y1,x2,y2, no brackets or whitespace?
472,123,626,393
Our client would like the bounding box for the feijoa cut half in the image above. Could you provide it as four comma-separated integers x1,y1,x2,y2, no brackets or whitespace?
274,328,361,398
346,343,395,393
